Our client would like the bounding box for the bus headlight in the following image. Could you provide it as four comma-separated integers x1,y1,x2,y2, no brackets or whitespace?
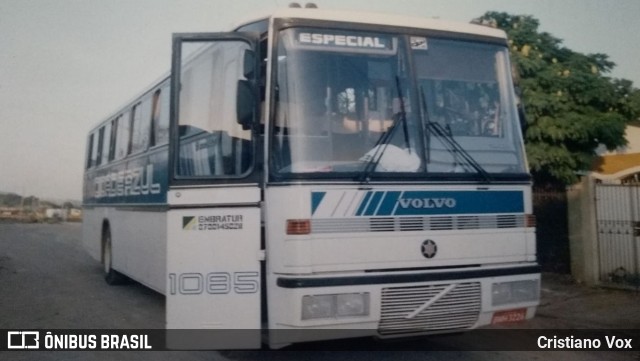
302,294,334,320
302,293,370,320
492,280,539,306
336,293,369,317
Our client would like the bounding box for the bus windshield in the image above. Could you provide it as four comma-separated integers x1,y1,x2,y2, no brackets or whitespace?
271,27,528,180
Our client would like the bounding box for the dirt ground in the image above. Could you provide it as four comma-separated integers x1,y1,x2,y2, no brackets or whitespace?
532,273,640,330
0,223,638,360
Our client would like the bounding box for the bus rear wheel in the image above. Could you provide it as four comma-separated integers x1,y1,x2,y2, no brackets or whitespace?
102,227,127,285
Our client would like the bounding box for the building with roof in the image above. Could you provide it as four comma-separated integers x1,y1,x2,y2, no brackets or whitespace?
590,122,640,183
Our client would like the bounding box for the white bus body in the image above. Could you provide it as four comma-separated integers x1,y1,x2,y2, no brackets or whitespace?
83,7,540,349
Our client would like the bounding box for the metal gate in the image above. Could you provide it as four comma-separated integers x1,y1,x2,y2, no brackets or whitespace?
595,184,640,288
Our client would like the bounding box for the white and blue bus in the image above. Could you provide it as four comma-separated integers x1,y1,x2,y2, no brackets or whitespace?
83,6,540,349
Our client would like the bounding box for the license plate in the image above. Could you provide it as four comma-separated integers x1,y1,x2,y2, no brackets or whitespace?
491,308,527,324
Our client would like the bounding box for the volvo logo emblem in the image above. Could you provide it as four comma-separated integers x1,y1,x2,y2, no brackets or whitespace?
421,239,438,259
398,198,456,209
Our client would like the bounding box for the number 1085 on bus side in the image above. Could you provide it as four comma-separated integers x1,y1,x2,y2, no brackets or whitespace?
168,272,259,295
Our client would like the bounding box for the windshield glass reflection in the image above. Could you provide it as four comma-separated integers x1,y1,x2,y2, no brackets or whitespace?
271,28,527,179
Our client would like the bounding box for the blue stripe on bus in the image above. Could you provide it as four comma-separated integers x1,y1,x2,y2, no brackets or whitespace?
311,192,326,215
377,191,401,216
342,190,525,217
356,191,373,216
393,190,524,216
84,151,169,205
364,191,384,216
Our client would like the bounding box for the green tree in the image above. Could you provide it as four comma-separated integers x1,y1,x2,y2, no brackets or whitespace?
477,12,640,186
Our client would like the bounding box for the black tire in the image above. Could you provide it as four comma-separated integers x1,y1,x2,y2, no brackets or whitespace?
102,227,128,285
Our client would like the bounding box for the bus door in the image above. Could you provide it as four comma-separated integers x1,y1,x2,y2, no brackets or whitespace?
166,33,262,349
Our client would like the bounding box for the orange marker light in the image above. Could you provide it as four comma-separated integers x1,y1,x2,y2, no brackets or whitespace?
287,219,311,235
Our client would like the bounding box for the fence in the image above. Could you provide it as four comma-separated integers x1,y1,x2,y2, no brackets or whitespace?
594,184,640,288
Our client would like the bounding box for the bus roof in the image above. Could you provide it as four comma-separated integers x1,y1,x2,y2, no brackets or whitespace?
234,7,507,40
90,8,506,133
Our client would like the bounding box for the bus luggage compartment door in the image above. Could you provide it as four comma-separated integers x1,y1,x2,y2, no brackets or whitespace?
166,205,261,349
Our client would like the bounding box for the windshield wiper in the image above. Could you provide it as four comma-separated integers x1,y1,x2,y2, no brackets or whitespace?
359,77,412,183
420,86,492,183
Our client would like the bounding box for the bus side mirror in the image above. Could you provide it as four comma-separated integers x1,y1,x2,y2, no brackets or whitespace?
243,50,256,79
237,49,257,130
237,79,255,130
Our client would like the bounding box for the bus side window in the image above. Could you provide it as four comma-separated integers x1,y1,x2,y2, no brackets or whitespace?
129,102,152,155
151,87,170,147
108,117,118,162
115,113,130,160
100,122,111,166
86,133,95,169
95,126,106,166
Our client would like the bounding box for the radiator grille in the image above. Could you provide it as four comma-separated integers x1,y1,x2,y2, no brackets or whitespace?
378,282,481,336
311,215,524,234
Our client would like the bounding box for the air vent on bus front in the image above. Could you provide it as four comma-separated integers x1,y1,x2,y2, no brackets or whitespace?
310,215,525,234
378,282,481,336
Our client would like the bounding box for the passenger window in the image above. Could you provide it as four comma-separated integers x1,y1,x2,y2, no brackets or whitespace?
108,117,118,161
127,105,138,154
129,102,151,154
127,103,143,154
115,113,130,160
86,133,95,169
95,126,105,166
100,122,111,165
151,87,170,146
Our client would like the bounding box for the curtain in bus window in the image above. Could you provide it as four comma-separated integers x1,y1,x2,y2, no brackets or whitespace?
130,100,152,154
115,113,130,160
99,123,111,166
86,133,95,169
95,127,105,166
151,87,170,146
157,87,171,145
108,117,118,161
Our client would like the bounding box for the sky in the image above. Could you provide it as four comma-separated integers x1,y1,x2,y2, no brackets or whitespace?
1,0,639,201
